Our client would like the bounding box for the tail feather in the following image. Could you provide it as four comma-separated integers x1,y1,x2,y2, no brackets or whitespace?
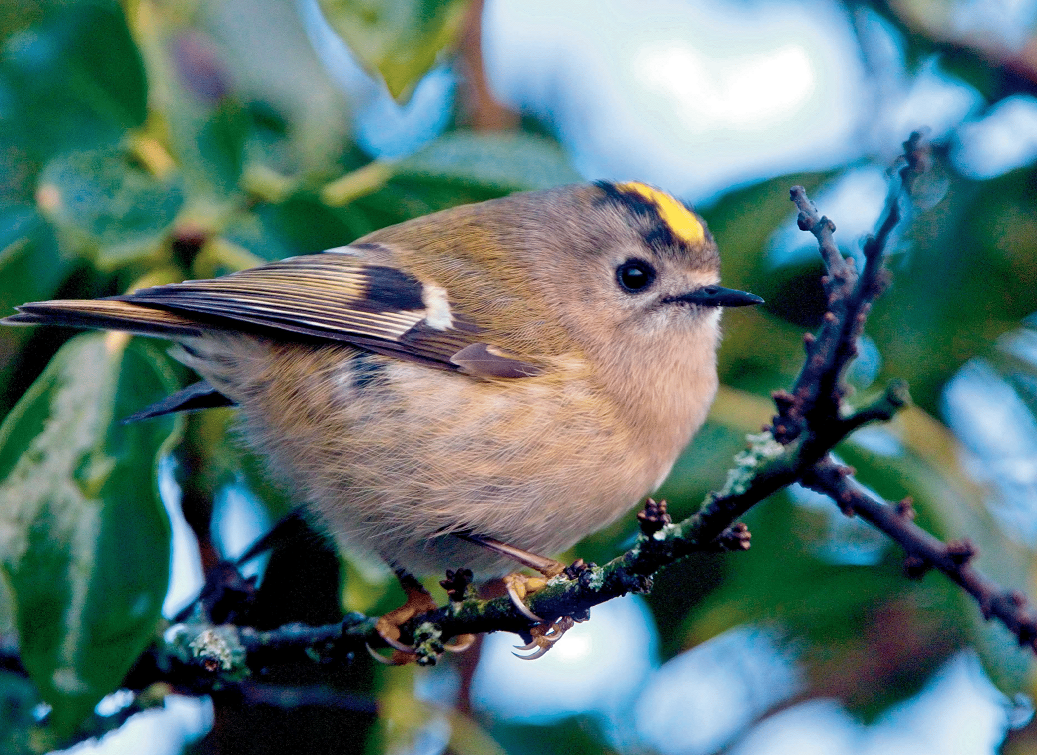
3,299,205,338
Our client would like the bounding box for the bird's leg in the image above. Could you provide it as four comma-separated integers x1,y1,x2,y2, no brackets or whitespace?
369,569,438,665
458,534,589,659
458,533,568,578
458,533,564,621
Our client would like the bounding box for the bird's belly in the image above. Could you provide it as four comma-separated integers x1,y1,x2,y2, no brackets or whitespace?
188,336,685,577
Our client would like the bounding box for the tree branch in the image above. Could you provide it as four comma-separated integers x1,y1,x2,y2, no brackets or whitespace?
802,457,1037,649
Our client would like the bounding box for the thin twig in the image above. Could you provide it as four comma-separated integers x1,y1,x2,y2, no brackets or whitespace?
803,457,1037,651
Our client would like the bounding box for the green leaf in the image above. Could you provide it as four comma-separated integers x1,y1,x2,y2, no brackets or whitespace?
37,147,184,268
194,98,250,194
347,132,582,228
838,408,1034,696
0,2,146,165
487,718,610,755
252,195,359,259
397,131,581,192
0,333,182,734
0,207,71,407
316,0,471,101
0,669,45,755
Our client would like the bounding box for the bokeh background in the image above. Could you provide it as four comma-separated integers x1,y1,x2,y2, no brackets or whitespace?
2,0,1037,753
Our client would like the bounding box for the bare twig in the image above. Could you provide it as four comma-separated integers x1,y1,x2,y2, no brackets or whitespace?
773,132,926,444
803,457,1037,650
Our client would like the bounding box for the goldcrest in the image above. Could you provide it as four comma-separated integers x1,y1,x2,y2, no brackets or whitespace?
5,181,761,580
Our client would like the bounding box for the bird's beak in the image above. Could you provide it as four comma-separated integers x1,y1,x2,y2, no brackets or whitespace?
668,286,764,308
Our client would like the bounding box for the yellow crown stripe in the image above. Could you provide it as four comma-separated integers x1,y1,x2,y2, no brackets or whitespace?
617,181,705,246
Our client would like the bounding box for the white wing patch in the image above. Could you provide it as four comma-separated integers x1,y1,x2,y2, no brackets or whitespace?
422,283,453,331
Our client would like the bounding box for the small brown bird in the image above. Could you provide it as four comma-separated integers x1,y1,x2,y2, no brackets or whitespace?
5,181,761,658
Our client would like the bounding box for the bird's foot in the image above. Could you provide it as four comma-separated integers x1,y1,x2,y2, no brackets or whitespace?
367,571,476,665
503,558,594,659
503,571,553,622
368,573,437,665
513,616,579,660
456,534,595,659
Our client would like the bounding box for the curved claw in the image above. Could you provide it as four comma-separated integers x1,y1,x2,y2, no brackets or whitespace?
513,644,552,661
512,614,578,659
371,570,437,660
377,629,416,654
366,643,396,665
506,583,544,623
444,633,476,653
366,642,419,666
513,631,563,652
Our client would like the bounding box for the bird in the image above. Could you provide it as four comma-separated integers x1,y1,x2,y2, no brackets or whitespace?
3,180,762,659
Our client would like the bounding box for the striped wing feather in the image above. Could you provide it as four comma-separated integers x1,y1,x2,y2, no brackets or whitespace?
115,252,483,369
7,251,541,377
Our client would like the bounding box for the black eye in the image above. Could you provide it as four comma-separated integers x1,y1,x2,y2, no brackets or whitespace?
616,259,656,293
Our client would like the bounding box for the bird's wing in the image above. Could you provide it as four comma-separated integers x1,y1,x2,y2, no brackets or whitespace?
7,249,541,379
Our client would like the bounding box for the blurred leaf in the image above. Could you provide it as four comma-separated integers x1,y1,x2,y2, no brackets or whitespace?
252,195,359,258
487,718,614,755
712,160,1037,417
751,259,827,329
316,0,470,101
841,408,1034,695
341,559,394,616
206,214,295,267
0,2,146,169
0,2,46,44
887,0,1037,92
37,147,184,268
139,25,248,199
372,664,425,754
0,207,71,404
195,98,249,194
934,324,1037,693
0,669,44,755
398,131,581,191
372,667,511,755
687,489,957,718
350,132,581,227
0,333,181,734
839,161,1037,414
700,170,832,284
288,132,581,249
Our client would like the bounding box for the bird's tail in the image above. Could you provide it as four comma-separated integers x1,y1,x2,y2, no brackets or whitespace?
3,299,204,338
4,299,238,421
